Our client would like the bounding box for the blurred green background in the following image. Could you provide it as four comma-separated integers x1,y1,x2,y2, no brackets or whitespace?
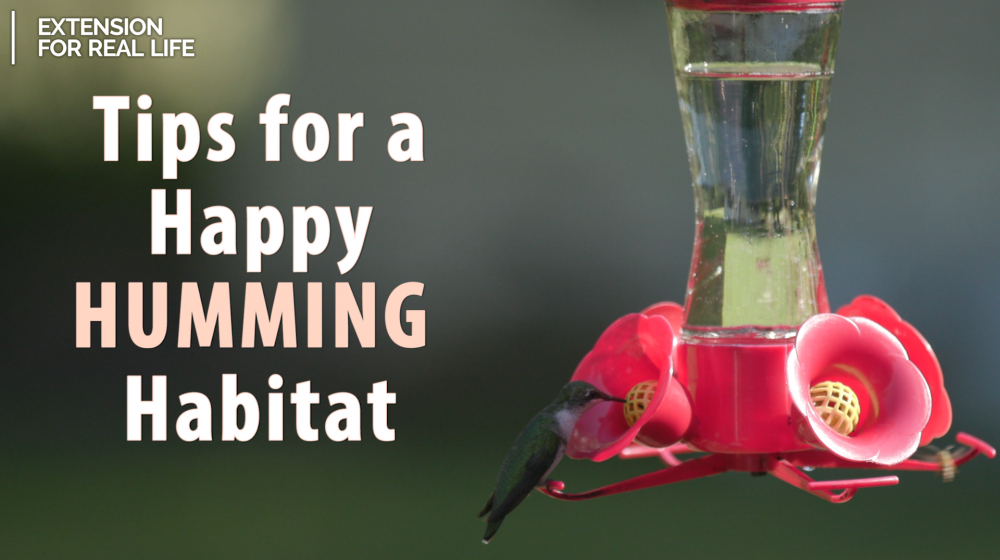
1,1,998,557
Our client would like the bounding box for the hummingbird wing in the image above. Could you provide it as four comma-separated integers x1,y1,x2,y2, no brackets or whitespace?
478,493,494,518
483,425,563,543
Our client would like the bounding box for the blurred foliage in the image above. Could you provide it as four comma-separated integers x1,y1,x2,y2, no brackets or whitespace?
1,439,998,559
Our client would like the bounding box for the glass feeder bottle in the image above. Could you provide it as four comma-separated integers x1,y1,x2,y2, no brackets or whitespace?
668,1,842,340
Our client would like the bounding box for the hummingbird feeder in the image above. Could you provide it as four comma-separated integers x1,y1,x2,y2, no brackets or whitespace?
542,0,994,504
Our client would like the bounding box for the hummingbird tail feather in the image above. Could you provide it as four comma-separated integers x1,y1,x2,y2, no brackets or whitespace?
478,493,495,518
482,518,504,544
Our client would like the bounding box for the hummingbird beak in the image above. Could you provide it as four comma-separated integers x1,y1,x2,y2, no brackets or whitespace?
601,392,627,404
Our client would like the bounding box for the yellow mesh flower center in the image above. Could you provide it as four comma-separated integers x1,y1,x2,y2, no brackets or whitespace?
810,381,861,436
624,381,658,427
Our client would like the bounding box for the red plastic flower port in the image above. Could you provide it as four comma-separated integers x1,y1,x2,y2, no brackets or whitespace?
787,314,932,465
836,295,952,446
565,313,677,462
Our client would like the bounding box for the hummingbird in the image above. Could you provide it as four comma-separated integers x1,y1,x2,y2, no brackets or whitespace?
479,381,626,543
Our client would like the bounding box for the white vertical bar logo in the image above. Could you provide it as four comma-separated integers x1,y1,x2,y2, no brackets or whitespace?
10,11,14,65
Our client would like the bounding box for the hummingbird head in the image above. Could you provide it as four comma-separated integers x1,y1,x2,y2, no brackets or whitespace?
556,381,626,413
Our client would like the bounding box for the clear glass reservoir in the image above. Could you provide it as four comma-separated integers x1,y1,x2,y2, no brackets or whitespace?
666,4,842,338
